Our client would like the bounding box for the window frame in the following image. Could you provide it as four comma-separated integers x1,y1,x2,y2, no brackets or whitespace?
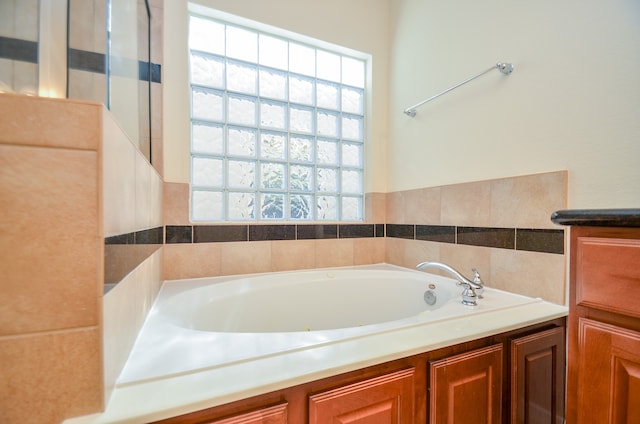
188,10,369,223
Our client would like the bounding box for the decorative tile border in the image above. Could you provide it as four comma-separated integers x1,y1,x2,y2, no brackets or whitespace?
0,36,162,83
386,224,564,254
105,226,164,245
0,36,38,63
165,224,385,244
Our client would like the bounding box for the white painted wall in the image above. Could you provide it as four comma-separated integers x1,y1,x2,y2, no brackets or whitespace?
165,0,640,208
163,0,390,193
389,0,640,208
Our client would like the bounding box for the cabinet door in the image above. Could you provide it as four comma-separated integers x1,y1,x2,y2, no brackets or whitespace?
576,318,640,424
308,368,415,424
207,403,287,424
510,327,565,424
429,344,503,424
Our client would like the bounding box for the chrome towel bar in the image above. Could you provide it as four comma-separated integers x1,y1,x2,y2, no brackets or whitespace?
404,62,514,117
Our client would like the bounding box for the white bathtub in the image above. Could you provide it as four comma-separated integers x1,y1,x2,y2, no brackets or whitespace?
96,264,566,423
120,264,545,385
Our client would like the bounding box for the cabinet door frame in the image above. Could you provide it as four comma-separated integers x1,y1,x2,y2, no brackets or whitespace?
429,343,503,424
510,326,565,424
308,367,416,424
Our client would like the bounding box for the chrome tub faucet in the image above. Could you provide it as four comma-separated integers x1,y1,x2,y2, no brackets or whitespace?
416,261,484,306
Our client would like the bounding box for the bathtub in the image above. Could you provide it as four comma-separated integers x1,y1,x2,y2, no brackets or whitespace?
101,264,567,423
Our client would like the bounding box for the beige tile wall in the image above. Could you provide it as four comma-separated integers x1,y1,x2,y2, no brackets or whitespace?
162,172,566,306
0,94,104,422
385,171,568,304
0,94,164,421
162,184,386,280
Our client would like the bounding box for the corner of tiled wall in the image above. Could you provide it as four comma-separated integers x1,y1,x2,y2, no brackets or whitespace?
101,106,164,406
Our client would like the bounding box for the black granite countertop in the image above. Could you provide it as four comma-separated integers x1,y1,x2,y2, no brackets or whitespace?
551,209,640,227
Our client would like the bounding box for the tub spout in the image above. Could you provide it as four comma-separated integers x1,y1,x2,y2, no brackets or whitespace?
416,262,484,306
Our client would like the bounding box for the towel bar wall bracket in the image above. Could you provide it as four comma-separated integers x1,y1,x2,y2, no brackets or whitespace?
403,62,514,117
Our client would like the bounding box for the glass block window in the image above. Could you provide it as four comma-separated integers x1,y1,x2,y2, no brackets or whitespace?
189,14,366,221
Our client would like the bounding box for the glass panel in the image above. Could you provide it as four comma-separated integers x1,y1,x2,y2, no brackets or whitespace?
342,56,365,88
228,192,255,220
261,162,286,190
289,75,314,105
228,160,256,188
342,196,363,220
290,194,312,220
341,142,363,167
290,165,313,191
341,169,362,193
109,0,141,149
260,100,287,129
316,195,338,220
317,111,339,137
317,139,338,164
228,94,257,126
190,52,224,88
289,42,315,76
192,88,224,122
261,193,285,219
260,131,286,159
192,123,224,154
189,16,225,55
192,190,224,221
226,25,257,62
289,105,314,134
341,87,364,115
226,61,257,95
317,167,338,193
259,69,287,100
341,115,363,141
317,50,341,82
317,82,340,110
290,135,313,162
192,157,223,187
259,34,288,70
227,127,256,157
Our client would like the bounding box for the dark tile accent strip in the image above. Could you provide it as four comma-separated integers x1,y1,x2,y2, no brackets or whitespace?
105,227,163,245
166,226,193,243
339,224,374,238
416,225,456,243
386,224,415,239
105,233,135,245
68,47,161,83
194,225,248,243
375,224,385,237
139,61,162,83
135,227,164,244
516,229,564,254
0,37,38,63
297,224,337,240
68,48,106,73
250,225,295,241
457,227,515,249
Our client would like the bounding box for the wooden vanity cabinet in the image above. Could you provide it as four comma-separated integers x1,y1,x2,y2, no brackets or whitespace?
153,319,565,424
566,226,640,424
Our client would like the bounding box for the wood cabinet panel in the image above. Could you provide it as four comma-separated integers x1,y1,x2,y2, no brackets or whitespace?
576,318,640,424
429,344,503,424
576,236,640,318
510,327,565,424
205,403,287,424
308,368,415,424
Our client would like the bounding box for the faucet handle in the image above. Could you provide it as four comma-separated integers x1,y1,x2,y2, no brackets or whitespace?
471,268,484,298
